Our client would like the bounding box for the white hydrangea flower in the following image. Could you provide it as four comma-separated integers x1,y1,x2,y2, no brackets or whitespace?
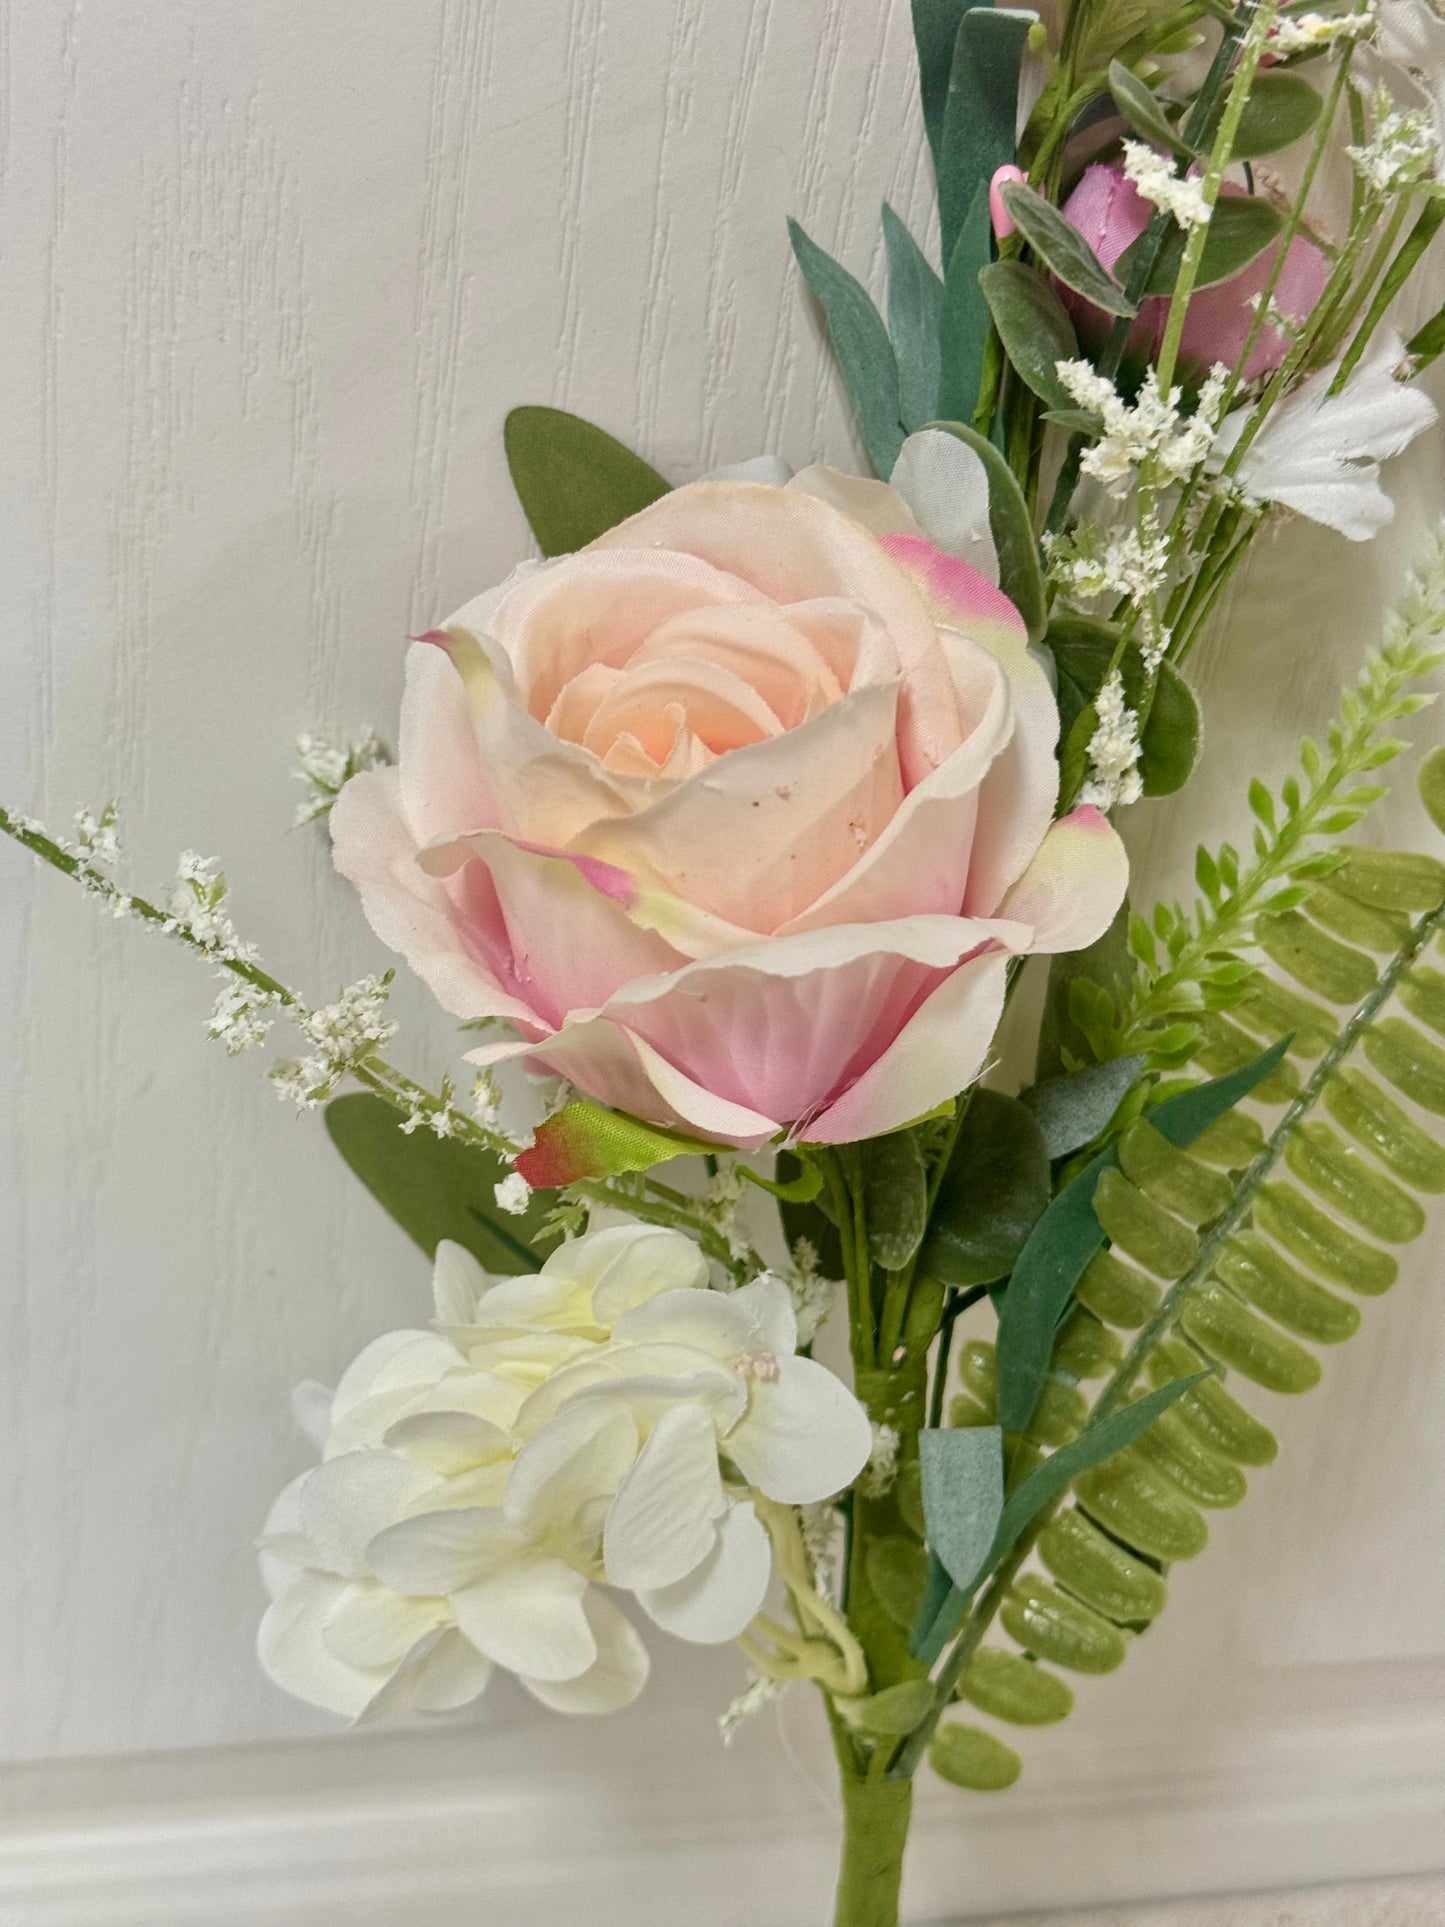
1121,140,1211,230
257,1221,871,1723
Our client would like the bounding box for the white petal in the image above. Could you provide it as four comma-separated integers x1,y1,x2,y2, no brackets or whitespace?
504,1396,639,1538
257,1472,316,1597
382,1410,513,1476
604,1403,725,1590
367,1505,520,1595
450,1556,594,1680
398,1369,525,1432
299,1450,440,1578
331,1330,465,1420
587,1228,711,1326
638,1499,772,1643
520,1592,651,1713
258,1572,388,1718
356,1627,493,1723
291,1380,334,1450
726,1276,799,1359
432,1239,490,1325
611,1288,758,1361
322,1580,447,1668
515,1343,748,1437
889,429,999,584
708,453,794,486
724,1356,873,1504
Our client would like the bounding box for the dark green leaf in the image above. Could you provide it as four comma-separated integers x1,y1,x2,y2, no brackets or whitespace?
1202,71,1323,159
1020,1054,1147,1157
789,219,905,478
1035,902,1132,1081
920,418,1047,640
938,7,1034,266
1108,61,1195,158
1047,616,1201,797
979,259,1081,410
910,0,985,163
937,185,994,428
324,1094,556,1273
921,1091,1051,1286
777,1149,845,1279
1146,1035,1291,1147
503,407,670,558
1118,195,1283,296
1143,661,1202,798
883,204,945,434
861,1131,930,1270
1000,180,1137,318
918,1425,1004,1593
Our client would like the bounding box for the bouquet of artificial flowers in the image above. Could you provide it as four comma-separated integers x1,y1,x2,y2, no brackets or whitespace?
9,1,1445,1921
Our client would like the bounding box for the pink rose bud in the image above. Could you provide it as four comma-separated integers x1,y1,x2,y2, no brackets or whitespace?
989,164,1027,240
1058,162,1329,381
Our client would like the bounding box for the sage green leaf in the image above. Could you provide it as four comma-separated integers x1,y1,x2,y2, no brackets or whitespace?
1420,745,1445,834
1119,195,1283,295
921,1090,1051,1286
918,1424,1005,1594
1021,1054,1147,1158
979,259,1081,410
1203,71,1323,159
846,1679,938,1735
789,218,905,478
920,418,1047,640
1042,406,1104,433
1108,61,1195,158
861,1131,930,1270
883,203,945,433
937,184,994,428
1048,616,1201,797
325,1094,556,1273
995,1039,1290,1435
1000,179,1136,318
503,407,670,557
938,7,1035,265
911,0,985,163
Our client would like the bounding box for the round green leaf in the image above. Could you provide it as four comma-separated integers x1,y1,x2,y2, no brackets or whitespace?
1119,195,1283,295
861,1131,929,1271
1047,617,1201,799
1142,660,1201,797
999,179,1137,318
978,260,1081,411
1206,71,1324,159
930,1721,1022,1790
920,1090,1051,1287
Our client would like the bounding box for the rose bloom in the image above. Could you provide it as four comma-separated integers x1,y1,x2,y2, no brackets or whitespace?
1061,163,1329,383
332,473,1127,1147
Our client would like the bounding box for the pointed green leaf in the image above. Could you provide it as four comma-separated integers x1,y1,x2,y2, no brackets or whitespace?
324,1094,556,1273
910,0,985,163
937,185,994,429
1020,1054,1147,1158
918,1425,1005,1593
921,1090,1051,1286
1146,1034,1291,1147
1108,61,1196,158
503,407,670,557
883,203,945,433
920,418,1047,641
789,219,905,478
1420,745,1445,834
514,1100,713,1188
1119,195,1283,296
938,7,1035,265
1000,179,1137,318
979,259,1081,411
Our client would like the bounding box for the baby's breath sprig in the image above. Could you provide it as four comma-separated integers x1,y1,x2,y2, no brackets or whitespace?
292,728,389,826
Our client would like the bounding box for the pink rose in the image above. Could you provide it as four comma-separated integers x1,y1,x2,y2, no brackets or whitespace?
331,479,1127,1148
1061,163,1329,382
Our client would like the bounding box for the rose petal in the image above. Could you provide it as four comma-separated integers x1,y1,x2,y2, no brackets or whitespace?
997,804,1130,954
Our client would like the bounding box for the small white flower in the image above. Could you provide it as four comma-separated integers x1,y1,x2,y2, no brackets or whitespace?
1121,140,1211,230
207,978,278,1055
1055,365,1222,496
72,802,120,867
292,728,388,826
1080,669,1145,811
1269,7,1377,55
1346,84,1439,193
494,1172,532,1216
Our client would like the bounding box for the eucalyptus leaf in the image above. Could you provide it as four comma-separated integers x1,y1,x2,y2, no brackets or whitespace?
504,408,671,558
911,0,984,163
1000,179,1137,318
884,203,946,433
921,418,1048,641
789,219,905,478
1108,60,1195,158
918,1425,1004,1593
995,1038,1291,1435
861,1131,930,1270
937,185,994,427
1202,70,1323,159
325,1094,556,1273
1021,1054,1147,1157
921,1090,1051,1286
979,260,1081,411
938,7,1035,265
1118,195,1282,296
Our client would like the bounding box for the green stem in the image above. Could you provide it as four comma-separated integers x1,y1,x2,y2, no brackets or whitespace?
832,1724,914,1927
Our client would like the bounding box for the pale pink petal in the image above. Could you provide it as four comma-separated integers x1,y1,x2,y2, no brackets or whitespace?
629,601,847,728
583,652,784,760
804,948,1013,1143
959,634,1062,917
997,805,1130,955
880,534,1025,656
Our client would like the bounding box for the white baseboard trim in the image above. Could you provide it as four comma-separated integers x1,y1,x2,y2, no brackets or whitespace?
4,1686,1444,1926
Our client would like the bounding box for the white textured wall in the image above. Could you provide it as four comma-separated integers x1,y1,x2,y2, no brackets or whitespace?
1,0,1443,1915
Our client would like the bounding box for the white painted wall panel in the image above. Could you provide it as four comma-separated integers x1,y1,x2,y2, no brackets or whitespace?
1,0,1442,1912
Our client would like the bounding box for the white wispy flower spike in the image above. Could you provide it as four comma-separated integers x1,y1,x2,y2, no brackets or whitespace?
1121,140,1211,229
1213,333,1439,540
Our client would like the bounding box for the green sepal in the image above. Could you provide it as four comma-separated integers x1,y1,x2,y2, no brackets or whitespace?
514,1100,713,1188
503,407,670,557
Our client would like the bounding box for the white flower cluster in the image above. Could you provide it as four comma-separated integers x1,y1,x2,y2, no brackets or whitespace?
72,802,120,868
207,978,279,1055
292,729,388,827
270,974,398,1109
1045,518,1170,608
1346,86,1439,194
164,852,258,962
1269,7,1377,55
258,1222,872,1722
1080,669,1144,811
1121,140,1211,230
1055,363,1227,497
